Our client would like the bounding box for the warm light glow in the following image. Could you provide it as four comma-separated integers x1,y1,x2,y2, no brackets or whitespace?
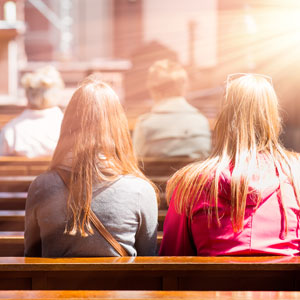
4,1,16,23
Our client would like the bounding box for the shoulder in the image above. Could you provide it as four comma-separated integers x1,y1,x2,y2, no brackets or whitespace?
98,175,157,212
46,107,63,118
135,112,154,127
191,109,210,127
27,170,65,201
116,175,156,196
119,176,158,214
133,113,153,138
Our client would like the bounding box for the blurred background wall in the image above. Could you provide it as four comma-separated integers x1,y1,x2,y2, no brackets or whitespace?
0,0,300,149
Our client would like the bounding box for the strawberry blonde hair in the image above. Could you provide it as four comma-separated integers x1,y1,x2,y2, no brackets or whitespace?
167,74,300,234
51,73,157,236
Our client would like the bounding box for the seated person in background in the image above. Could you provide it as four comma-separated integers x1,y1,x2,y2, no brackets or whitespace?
159,73,300,256
25,74,158,257
0,66,64,157
133,59,211,159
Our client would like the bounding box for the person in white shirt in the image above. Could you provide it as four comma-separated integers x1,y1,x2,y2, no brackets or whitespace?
133,59,211,159
0,66,64,158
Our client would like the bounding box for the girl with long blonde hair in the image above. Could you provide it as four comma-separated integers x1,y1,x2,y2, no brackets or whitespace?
25,74,158,257
159,73,300,256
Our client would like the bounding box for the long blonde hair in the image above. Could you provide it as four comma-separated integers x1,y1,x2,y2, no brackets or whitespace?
167,74,300,234
51,74,157,236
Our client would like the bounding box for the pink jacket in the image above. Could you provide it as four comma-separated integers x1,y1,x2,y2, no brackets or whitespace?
159,157,300,256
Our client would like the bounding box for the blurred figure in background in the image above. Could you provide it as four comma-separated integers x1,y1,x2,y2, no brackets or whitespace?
0,66,64,157
133,59,211,159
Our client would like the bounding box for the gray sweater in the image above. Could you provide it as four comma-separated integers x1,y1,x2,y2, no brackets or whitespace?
25,171,158,257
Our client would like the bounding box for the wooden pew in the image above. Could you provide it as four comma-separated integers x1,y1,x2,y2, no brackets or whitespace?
0,156,194,178
0,290,299,300
0,211,25,231
0,256,299,291
0,231,163,257
0,192,26,210
139,157,197,209
0,176,34,192
0,232,24,256
139,156,197,177
158,210,166,231
0,157,51,176
0,156,195,208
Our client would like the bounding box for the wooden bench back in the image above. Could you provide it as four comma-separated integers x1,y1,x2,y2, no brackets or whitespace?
0,156,194,177
0,155,194,188
139,156,197,177
0,256,298,291
0,290,298,299
0,157,51,176
0,176,34,192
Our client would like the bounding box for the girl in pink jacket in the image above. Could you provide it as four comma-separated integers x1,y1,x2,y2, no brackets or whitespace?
160,73,300,256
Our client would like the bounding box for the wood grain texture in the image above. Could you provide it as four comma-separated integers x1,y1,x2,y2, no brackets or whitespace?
0,256,298,271
0,291,299,299
0,256,299,290
0,176,35,192
0,192,27,210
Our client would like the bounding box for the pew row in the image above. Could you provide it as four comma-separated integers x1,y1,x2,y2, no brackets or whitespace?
0,210,25,231
0,192,27,210
0,291,299,300
0,156,198,209
0,231,24,256
0,156,196,178
138,157,196,177
0,157,51,176
0,231,164,257
0,256,299,291
0,175,166,192
0,176,34,192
